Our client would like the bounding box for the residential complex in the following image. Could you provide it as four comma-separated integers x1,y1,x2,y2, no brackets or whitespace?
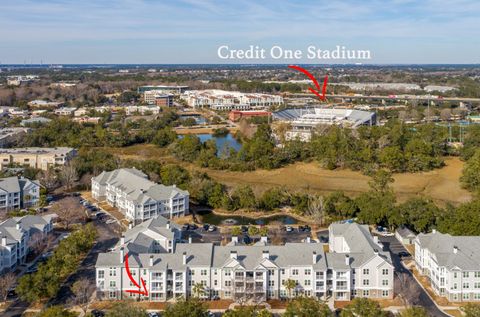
415,230,480,302
91,168,189,223
0,128,30,148
228,110,271,122
181,89,283,110
0,176,41,213
0,214,56,273
0,147,77,171
95,222,393,302
273,108,376,142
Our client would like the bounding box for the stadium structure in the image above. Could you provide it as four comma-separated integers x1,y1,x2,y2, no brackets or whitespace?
273,107,376,141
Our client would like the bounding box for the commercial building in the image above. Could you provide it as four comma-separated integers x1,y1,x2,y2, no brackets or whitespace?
181,90,283,110
0,176,41,213
91,168,189,223
229,110,271,122
415,230,480,302
273,108,376,142
95,222,393,302
0,147,77,171
143,91,174,106
7,75,39,86
137,86,189,94
0,214,56,273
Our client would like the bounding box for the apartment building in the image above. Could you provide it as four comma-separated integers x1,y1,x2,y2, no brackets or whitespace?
95,222,393,302
415,230,480,302
0,176,41,213
0,214,56,273
0,147,77,171
54,107,77,116
181,90,283,110
92,168,189,223
125,105,160,116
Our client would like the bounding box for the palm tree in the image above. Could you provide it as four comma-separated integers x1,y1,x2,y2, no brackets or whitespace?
284,279,297,300
192,282,205,298
231,226,242,236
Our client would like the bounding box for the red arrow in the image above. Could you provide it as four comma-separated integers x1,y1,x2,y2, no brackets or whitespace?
124,252,149,296
288,65,329,101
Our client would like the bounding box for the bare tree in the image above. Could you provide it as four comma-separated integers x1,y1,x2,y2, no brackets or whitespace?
36,168,58,192
27,232,47,255
79,173,93,191
51,197,85,229
60,163,78,191
307,195,326,226
71,277,95,314
0,273,16,302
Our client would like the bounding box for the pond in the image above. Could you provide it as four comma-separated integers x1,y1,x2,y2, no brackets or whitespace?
179,133,242,155
179,115,207,125
197,210,298,226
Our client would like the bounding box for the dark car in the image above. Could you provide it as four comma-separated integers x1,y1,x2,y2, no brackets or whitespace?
319,236,329,243
303,225,311,232
241,226,248,233
398,251,410,258
190,223,198,230
242,235,251,244
182,224,190,231
203,224,210,231
91,309,105,317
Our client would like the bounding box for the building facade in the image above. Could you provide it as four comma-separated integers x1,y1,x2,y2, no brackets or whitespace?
0,147,77,171
0,176,41,213
415,230,480,302
92,168,189,223
95,222,393,302
0,214,56,273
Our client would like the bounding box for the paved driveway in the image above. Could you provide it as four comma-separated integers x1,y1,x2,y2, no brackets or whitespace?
379,236,449,317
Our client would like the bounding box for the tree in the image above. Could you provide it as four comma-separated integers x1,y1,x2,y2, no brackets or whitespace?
50,197,85,229
163,298,209,317
0,272,16,302
160,164,190,188
223,306,273,317
398,306,428,317
36,306,77,317
248,226,259,237
284,279,297,299
368,169,394,193
461,303,480,317
461,149,480,193
192,282,206,298
105,301,147,317
340,298,388,317
284,296,332,317
70,277,95,314
37,168,58,192
60,163,78,191
231,185,257,210
307,195,326,226
231,226,242,236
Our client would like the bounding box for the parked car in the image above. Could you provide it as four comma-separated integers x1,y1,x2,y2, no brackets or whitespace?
208,225,216,232
105,219,117,225
319,236,328,243
147,312,160,317
182,224,190,231
91,310,105,317
203,224,210,231
285,226,293,233
241,226,248,233
190,223,198,230
398,251,410,258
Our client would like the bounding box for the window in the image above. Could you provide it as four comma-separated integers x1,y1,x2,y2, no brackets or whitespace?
305,269,311,275
201,270,207,276
363,269,369,275
280,269,285,275
463,283,470,289
475,293,480,300
475,282,480,289
316,271,324,278
268,280,274,287
98,270,104,279
225,281,231,287
463,293,470,300
382,290,389,297
214,280,218,286
475,272,480,278
454,272,458,278
269,270,274,276
363,279,369,286
292,269,299,276
382,279,389,286
363,290,369,297
382,269,389,275
109,267,116,277
305,280,311,286
464,272,470,278
109,281,116,288
109,291,116,299
190,270,195,276
225,269,231,277
453,283,458,290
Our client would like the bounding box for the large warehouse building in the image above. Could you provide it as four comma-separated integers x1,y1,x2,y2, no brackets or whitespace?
274,107,376,142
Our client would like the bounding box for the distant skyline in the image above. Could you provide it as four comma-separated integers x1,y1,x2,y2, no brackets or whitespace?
1,0,479,64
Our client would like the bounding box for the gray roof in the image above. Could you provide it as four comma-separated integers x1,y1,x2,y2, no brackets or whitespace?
396,226,416,239
0,214,55,243
93,168,189,204
0,177,21,193
416,231,480,271
121,216,181,253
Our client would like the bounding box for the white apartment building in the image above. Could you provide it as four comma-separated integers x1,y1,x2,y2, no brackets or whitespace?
415,230,480,302
181,90,283,110
0,214,55,273
54,107,77,116
92,168,189,223
125,105,160,116
95,222,393,302
0,147,77,171
0,176,41,213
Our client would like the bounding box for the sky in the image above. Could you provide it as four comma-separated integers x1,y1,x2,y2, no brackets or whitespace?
0,0,479,64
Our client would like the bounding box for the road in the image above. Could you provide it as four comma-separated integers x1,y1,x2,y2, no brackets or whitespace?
379,236,449,317
3,216,121,317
